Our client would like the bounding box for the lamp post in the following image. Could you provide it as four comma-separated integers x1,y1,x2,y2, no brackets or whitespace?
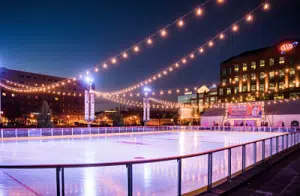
84,76,94,128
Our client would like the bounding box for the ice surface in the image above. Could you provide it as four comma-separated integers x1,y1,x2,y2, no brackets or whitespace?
0,131,286,196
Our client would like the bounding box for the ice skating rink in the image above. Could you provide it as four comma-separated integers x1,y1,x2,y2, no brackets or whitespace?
0,131,286,196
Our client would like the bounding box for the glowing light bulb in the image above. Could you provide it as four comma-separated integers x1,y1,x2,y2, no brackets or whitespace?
246,14,253,22
190,54,195,59
219,33,225,40
147,38,152,45
160,29,167,37
263,2,270,10
199,47,204,53
175,63,179,67
122,52,128,58
182,58,187,64
177,19,184,27
209,41,214,47
111,58,117,64
94,68,99,72
217,0,224,4
133,46,139,52
232,24,239,32
103,63,108,68
196,8,203,16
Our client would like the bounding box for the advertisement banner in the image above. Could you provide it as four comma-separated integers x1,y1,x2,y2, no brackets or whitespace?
90,92,95,120
84,90,89,120
227,103,263,119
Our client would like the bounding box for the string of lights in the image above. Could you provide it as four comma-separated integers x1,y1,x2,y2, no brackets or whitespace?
94,1,272,96
2,0,227,92
149,97,198,109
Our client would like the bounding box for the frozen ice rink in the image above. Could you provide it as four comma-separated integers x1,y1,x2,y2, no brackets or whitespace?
0,131,286,196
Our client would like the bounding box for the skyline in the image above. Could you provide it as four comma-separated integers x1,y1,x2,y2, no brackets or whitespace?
1,0,300,109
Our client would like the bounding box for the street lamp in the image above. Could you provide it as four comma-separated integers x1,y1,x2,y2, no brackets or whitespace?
143,87,151,124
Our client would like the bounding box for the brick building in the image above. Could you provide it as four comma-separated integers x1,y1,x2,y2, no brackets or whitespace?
218,40,300,102
0,67,90,126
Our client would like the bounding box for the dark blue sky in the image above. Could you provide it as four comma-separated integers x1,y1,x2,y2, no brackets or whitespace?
0,0,300,109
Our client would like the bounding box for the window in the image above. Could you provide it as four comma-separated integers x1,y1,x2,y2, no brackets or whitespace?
234,64,239,72
243,63,247,71
222,79,227,84
234,87,238,94
269,71,275,79
242,74,247,80
260,72,265,80
242,85,247,92
260,60,265,67
227,88,231,95
251,73,256,80
251,61,256,69
219,88,223,95
279,57,285,64
260,84,265,91
289,81,295,88
279,69,285,78
251,85,256,92
269,58,275,66
2,92,6,96
229,68,232,75
222,68,227,76
234,76,239,82
269,83,275,90
290,68,295,76
279,82,285,90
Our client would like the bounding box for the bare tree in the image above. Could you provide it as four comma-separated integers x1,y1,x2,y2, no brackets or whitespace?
37,101,54,128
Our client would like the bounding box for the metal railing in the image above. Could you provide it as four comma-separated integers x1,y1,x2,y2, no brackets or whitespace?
0,131,299,196
0,125,298,139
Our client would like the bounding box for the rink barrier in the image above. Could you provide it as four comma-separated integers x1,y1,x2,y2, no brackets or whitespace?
0,132,300,196
0,125,298,139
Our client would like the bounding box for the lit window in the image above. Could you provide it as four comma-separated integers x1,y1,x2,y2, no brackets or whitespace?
219,88,223,95
269,83,275,90
279,57,285,64
289,81,295,88
234,87,238,94
227,88,232,95
251,62,256,69
260,84,265,91
55,97,59,101
251,73,256,80
279,82,285,89
234,64,239,72
2,92,6,96
222,79,227,83
269,71,274,79
234,76,239,81
269,58,275,66
243,63,247,71
242,74,247,80
290,68,295,76
251,85,256,92
260,60,265,67
260,72,265,79
242,85,247,92
279,69,285,78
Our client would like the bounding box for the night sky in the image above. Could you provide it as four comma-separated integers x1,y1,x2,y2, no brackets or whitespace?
0,0,300,110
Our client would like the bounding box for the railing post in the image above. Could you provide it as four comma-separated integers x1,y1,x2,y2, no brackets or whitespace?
127,164,133,196
28,129,30,137
286,134,289,148
242,145,246,173
62,128,64,136
276,136,279,153
262,140,265,161
71,128,74,136
56,167,61,196
270,138,273,157
227,148,231,181
207,153,213,191
119,127,121,134
294,132,296,146
177,158,182,196
61,167,65,196
1,129,3,138
51,128,53,137
15,129,17,138
282,135,284,150
253,142,257,165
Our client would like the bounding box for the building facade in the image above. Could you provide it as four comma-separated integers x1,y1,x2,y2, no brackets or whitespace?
0,67,90,126
218,40,300,102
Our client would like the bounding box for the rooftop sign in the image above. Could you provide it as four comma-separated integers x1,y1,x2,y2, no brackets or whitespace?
279,42,298,54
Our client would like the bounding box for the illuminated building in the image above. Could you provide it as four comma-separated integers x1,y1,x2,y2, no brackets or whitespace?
0,67,91,125
218,40,300,102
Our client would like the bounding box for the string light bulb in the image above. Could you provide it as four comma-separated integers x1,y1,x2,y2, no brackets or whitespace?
111,58,117,64
160,29,167,37
94,68,99,72
232,24,239,32
217,0,225,4
246,14,253,22
199,47,204,53
147,38,152,45
103,63,108,68
263,2,270,10
208,41,214,47
219,33,225,40
190,53,195,59
122,52,128,58
182,58,187,64
177,19,184,27
196,8,203,16
133,46,139,52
